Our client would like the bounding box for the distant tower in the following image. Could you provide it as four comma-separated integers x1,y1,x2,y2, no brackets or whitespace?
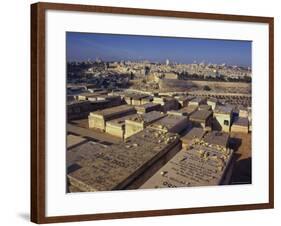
166,59,170,66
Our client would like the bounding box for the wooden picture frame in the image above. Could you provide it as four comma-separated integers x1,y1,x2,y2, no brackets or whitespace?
31,2,274,224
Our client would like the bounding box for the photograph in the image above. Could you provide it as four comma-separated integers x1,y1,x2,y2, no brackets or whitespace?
66,32,252,192
30,2,274,223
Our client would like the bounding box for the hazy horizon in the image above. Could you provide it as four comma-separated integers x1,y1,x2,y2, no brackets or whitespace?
66,32,252,68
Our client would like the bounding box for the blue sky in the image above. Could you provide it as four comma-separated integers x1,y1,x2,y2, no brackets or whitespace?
66,32,252,67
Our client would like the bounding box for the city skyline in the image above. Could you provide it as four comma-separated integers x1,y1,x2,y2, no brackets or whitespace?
66,32,252,67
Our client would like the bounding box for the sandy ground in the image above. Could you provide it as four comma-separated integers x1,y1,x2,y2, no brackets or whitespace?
68,119,121,144
229,132,252,184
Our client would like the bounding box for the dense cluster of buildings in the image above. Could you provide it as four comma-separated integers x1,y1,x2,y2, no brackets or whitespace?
67,60,252,90
66,82,251,192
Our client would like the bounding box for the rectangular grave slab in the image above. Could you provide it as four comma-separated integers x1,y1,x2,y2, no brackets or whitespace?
105,114,137,139
231,117,249,133
135,103,161,114
181,128,206,149
67,134,87,149
167,105,198,117
88,105,136,130
125,111,166,138
67,141,109,170
148,114,188,134
141,143,233,189
67,128,180,192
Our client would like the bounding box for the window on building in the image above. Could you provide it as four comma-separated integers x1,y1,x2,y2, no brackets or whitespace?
224,120,229,126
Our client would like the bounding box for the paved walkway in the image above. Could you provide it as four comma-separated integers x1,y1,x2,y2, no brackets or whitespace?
67,123,120,145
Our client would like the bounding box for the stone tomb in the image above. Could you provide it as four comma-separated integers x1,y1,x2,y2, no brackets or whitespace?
148,114,188,134
91,95,122,106
125,111,166,138
67,141,109,192
105,114,137,139
153,96,179,112
203,131,229,148
167,105,198,117
88,105,136,130
175,96,189,108
231,117,249,133
238,107,249,118
141,143,233,189
67,100,107,120
140,96,153,105
188,96,206,106
67,134,87,149
74,92,105,101
67,95,123,120
199,104,212,111
207,98,217,110
181,127,206,149
189,110,213,129
213,105,233,132
67,141,109,171
135,102,161,114
67,128,180,192
124,93,149,106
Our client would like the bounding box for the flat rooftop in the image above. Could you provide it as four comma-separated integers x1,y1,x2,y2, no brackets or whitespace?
89,105,135,118
153,96,176,103
214,105,233,114
135,102,160,111
181,128,206,143
67,141,108,169
232,117,249,127
203,131,229,148
136,102,159,108
125,93,149,100
141,144,234,188
190,110,212,122
149,115,187,131
106,114,137,128
168,105,198,116
126,111,165,125
96,95,121,101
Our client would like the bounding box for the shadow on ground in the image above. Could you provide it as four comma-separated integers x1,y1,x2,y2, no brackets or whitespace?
228,136,252,184
229,137,242,152
18,213,29,221
230,157,252,184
